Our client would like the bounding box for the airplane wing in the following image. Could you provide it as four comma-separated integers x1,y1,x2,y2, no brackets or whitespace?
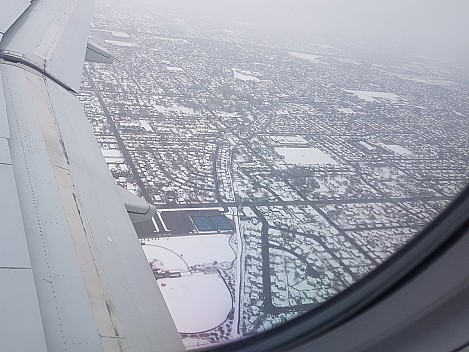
0,1,184,351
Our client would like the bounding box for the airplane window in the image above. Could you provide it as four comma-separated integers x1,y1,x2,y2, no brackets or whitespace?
79,0,469,349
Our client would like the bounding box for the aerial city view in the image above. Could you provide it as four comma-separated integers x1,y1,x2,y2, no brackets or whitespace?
78,0,469,349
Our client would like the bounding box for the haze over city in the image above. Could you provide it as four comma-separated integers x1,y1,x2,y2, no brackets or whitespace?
126,0,469,63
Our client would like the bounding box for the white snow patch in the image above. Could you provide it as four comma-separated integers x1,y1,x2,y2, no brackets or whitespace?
111,31,130,38
219,111,240,118
232,68,261,81
166,66,185,72
143,245,189,271
269,135,309,146
143,234,235,267
105,40,137,47
101,149,125,163
345,90,402,103
276,147,338,165
155,36,189,43
153,105,168,114
101,149,122,158
379,143,413,155
139,120,153,132
289,52,321,63
337,107,355,114
158,273,232,333
169,104,195,115
357,141,376,151
291,279,315,291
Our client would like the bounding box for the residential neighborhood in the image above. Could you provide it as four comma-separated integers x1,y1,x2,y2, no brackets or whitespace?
79,1,469,348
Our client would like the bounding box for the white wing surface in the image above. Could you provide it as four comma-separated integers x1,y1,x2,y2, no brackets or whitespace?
0,0,30,39
0,1,184,351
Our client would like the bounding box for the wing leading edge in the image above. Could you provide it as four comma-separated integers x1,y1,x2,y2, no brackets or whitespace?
0,1,184,351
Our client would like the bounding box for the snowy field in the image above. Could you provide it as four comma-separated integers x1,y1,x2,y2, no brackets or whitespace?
232,68,261,81
143,245,189,271
357,140,375,151
153,104,196,115
143,234,235,268
218,111,241,119
289,52,321,63
143,235,235,332
170,104,195,115
269,135,309,146
105,40,137,47
158,273,232,333
155,36,188,43
378,143,413,155
337,107,355,114
345,90,402,103
101,149,125,163
276,147,338,165
139,120,153,132
111,31,130,38
166,66,185,72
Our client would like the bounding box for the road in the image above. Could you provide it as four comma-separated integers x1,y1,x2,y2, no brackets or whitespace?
153,194,452,210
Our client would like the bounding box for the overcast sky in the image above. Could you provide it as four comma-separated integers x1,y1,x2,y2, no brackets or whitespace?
114,0,469,62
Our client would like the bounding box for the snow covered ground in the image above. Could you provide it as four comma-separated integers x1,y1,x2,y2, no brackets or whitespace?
170,104,195,115
337,107,355,114
139,120,153,132
101,149,125,163
158,273,232,333
276,147,338,165
166,66,185,72
143,245,189,271
218,111,241,118
155,36,189,43
142,234,235,332
289,52,321,63
269,135,309,145
105,40,137,47
345,90,402,103
143,234,235,269
357,141,375,151
378,143,413,155
232,68,261,81
111,31,130,38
